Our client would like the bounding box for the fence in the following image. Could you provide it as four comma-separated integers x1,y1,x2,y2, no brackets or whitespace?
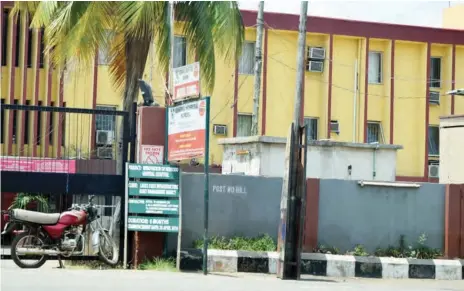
0,103,135,260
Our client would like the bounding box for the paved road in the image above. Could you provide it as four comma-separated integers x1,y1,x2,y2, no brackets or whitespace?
1,260,464,291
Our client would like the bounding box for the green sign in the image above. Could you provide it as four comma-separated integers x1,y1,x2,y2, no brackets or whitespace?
128,164,179,180
128,181,179,197
129,198,179,215
127,216,179,232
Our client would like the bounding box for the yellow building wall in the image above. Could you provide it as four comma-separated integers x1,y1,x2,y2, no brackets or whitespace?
3,7,464,178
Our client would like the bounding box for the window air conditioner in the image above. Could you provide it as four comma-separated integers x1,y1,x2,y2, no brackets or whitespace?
428,164,439,178
307,61,324,73
213,124,227,135
429,91,440,105
97,147,113,159
308,47,326,60
96,130,115,145
330,121,340,134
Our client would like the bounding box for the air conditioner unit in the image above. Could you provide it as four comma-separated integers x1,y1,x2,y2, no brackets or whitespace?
429,91,440,105
213,124,227,135
428,164,439,178
97,147,113,159
308,47,326,60
96,130,114,145
307,61,324,73
330,121,340,134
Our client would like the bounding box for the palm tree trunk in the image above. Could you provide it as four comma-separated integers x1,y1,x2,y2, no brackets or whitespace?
111,33,152,238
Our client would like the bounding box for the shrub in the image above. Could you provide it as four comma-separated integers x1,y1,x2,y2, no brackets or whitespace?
193,234,276,252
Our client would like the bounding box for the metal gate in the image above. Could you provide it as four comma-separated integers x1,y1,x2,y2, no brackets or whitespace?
0,103,136,261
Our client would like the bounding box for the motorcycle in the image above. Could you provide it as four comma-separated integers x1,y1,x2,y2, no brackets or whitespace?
1,195,119,268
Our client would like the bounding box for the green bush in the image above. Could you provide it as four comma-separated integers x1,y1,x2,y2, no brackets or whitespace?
193,234,276,252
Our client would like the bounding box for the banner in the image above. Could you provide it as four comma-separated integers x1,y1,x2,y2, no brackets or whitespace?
0,157,76,173
167,99,207,161
173,62,200,102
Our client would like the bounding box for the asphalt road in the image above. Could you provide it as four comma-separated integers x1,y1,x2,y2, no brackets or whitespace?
1,260,464,291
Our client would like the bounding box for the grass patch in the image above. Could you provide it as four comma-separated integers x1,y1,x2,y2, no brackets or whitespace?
193,234,276,252
138,257,177,272
64,260,122,270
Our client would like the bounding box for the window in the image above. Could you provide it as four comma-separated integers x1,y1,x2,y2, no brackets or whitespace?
173,36,186,68
430,57,441,88
304,117,318,141
97,30,114,65
24,100,30,144
428,125,439,156
26,21,33,68
39,28,44,68
14,12,21,67
1,99,4,143
2,9,9,66
367,122,384,144
368,51,382,84
96,105,116,131
237,114,252,137
238,42,255,75
36,101,42,145
49,102,55,144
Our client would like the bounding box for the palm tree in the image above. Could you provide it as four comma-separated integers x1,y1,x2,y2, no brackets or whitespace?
13,1,244,168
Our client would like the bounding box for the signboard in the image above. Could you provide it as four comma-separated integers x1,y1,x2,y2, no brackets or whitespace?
129,198,179,215
167,99,207,161
123,162,181,268
139,145,164,164
128,181,178,197
127,216,179,232
0,157,76,173
128,163,179,179
173,62,200,102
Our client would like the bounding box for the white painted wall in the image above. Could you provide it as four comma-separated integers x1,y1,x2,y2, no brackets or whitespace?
219,137,402,181
439,115,464,184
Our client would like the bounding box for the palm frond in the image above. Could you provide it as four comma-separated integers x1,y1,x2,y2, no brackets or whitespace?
11,1,41,20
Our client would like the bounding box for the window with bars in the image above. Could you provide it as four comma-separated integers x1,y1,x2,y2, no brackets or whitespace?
367,122,384,144
173,36,187,68
39,28,45,68
237,114,252,137
428,125,439,156
97,30,115,65
95,106,116,131
0,99,5,143
430,57,441,88
1,8,8,66
238,42,255,75
368,51,382,84
304,117,318,141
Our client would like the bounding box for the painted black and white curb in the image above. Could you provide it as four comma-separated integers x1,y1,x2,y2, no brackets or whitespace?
180,249,464,280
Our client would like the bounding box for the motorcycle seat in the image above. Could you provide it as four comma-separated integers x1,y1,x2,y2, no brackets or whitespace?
12,209,60,225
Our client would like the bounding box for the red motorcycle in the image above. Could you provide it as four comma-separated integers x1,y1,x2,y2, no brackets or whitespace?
1,196,119,268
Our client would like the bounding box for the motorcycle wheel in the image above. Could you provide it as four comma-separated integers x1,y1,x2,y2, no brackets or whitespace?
11,232,48,269
98,230,119,266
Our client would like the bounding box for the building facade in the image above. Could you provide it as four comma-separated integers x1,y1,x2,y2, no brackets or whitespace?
2,3,464,181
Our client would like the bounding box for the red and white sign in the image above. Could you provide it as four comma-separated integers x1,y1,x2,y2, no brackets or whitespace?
167,99,206,161
0,157,76,173
173,62,200,102
138,145,164,164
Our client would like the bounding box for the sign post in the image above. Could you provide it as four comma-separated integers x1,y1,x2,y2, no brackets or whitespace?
123,163,180,269
173,62,200,102
166,96,210,275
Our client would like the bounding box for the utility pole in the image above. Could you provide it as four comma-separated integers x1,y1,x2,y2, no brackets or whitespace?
251,1,264,136
293,1,308,133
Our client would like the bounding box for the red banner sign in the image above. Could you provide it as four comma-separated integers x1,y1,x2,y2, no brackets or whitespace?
0,157,77,173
